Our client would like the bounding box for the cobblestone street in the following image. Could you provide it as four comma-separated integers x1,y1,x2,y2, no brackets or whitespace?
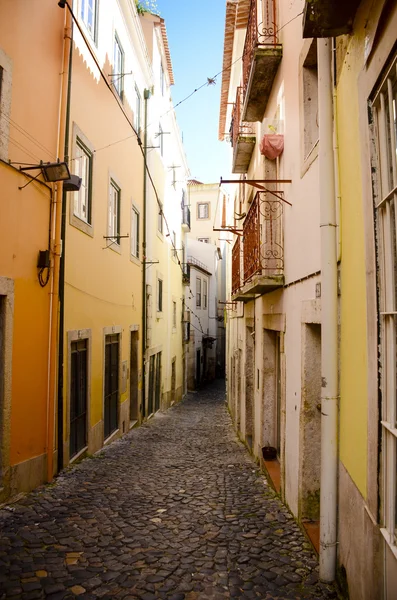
0,382,337,600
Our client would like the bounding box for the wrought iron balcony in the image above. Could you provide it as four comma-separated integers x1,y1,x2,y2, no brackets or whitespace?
231,190,284,300
182,205,191,230
242,0,282,122
231,87,255,174
302,0,361,38
182,263,190,285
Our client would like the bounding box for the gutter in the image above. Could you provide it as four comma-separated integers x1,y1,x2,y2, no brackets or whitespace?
141,89,150,419
317,38,339,583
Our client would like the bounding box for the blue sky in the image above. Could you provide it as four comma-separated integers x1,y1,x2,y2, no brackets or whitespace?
158,0,231,183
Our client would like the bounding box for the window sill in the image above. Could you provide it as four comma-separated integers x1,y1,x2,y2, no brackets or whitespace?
106,241,121,255
130,254,141,267
69,445,88,464
103,428,120,446
301,140,319,178
70,214,94,237
381,528,397,560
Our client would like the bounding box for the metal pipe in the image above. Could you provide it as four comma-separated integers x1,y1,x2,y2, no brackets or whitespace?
47,7,72,481
318,38,338,583
141,89,150,419
56,19,73,474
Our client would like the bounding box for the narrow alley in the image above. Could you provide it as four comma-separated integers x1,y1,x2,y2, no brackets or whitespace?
0,383,336,600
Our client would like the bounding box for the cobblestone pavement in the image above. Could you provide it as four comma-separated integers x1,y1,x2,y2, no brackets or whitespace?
0,381,338,600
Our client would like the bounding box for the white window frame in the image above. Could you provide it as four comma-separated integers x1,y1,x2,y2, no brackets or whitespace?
0,48,12,162
135,84,141,132
157,278,163,312
108,179,121,246
158,202,163,234
172,301,177,329
160,62,165,96
371,53,397,554
80,0,98,43
130,204,140,259
74,137,93,225
203,279,208,309
113,34,124,99
196,277,201,308
159,123,164,157
197,202,209,219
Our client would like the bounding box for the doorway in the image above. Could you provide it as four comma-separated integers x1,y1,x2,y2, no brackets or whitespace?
245,327,254,450
129,331,139,422
171,358,176,404
104,334,119,439
196,348,201,387
70,339,88,457
299,324,321,521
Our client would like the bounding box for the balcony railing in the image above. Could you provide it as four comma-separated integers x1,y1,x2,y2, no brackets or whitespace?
182,263,190,284
232,237,241,295
242,0,282,122
231,87,255,174
182,205,191,230
244,189,283,280
231,190,284,300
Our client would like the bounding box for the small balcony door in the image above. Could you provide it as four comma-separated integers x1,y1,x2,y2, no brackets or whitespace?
104,334,119,439
70,339,88,457
130,331,139,422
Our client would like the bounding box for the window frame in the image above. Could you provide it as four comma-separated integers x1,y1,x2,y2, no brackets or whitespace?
74,136,93,226
130,203,140,260
172,301,177,329
203,279,208,309
108,178,121,247
80,0,98,44
113,33,124,99
135,84,141,133
370,52,397,554
159,123,164,157
160,62,165,96
197,202,210,220
157,278,163,313
158,202,163,234
196,277,202,308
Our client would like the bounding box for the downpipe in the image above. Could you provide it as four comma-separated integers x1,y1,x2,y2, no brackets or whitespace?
318,38,338,583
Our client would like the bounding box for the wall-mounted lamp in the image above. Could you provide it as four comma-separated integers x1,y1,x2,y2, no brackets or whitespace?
20,161,71,182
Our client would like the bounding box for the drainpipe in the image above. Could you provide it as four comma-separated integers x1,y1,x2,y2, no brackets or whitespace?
56,17,73,473
141,89,150,419
318,38,338,582
47,6,72,481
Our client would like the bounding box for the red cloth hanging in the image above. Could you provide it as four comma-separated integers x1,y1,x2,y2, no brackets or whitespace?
260,134,284,159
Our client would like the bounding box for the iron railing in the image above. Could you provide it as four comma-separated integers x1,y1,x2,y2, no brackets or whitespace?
231,87,255,148
243,190,284,283
182,205,191,228
242,0,279,98
232,237,242,294
182,263,190,284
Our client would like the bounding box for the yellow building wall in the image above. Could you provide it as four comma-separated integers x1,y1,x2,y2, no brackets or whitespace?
0,0,64,481
63,42,143,457
337,32,368,497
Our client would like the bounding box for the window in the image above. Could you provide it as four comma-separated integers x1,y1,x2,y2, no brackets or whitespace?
160,63,165,96
173,301,177,328
113,34,124,99
172,230,177,258
371,53,397,552
196,277,201,307
302,39,318,159
0,49,12,162
203,279,208,309
135,85,141,132
108,180,121,244
158,203,163,234
81,0,98,42
131,205,140,258
197,203,209,219
157,279,163,312
198,237,210,243
74,137,93,224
